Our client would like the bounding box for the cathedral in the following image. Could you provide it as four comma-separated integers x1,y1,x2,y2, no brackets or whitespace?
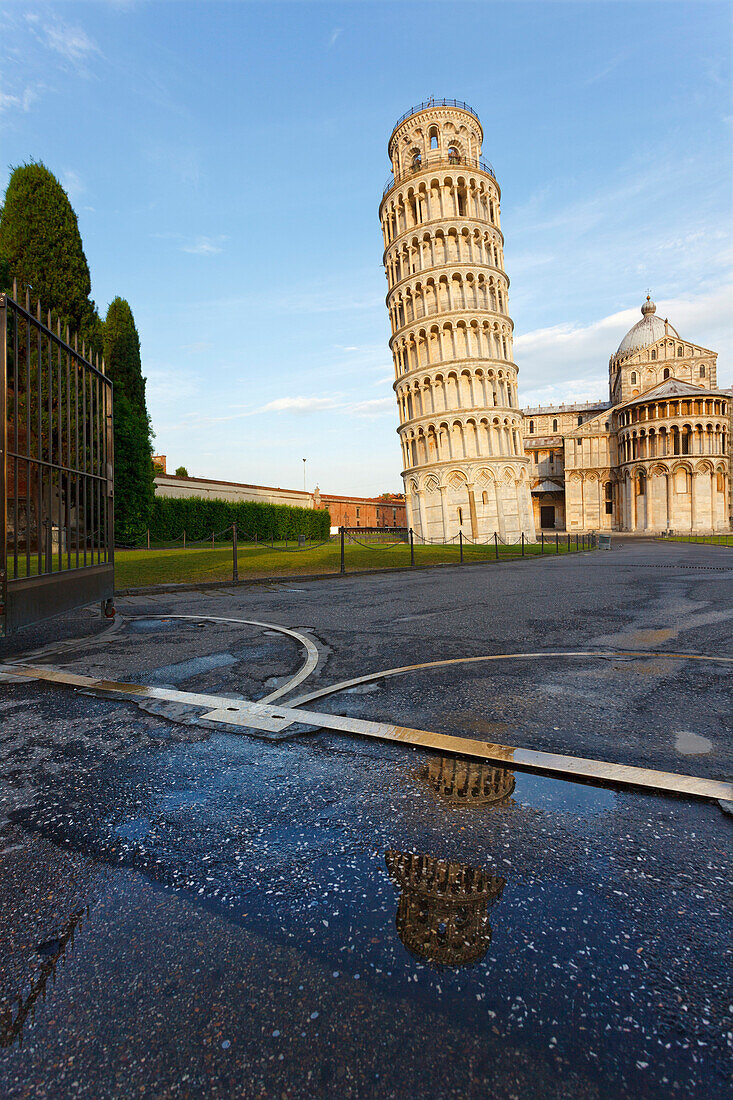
523,297,731,534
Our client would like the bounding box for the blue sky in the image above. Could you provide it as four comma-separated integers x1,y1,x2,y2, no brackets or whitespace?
1,1,731,494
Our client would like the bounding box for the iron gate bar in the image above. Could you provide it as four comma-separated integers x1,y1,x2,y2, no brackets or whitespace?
1,291,114,635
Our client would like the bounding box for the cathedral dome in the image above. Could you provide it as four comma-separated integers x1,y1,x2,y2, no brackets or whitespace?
615,296,668,357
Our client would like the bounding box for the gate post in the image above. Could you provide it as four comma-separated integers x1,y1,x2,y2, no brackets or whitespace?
232,522,238,583
0,293,7,636
340,526,345,574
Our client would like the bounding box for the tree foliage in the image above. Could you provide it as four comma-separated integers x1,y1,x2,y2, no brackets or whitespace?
175,466,188,477
103,297,155,541
149,497,330,543
0,162,100,349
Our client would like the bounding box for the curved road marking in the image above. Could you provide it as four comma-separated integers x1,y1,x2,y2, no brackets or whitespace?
6,614,320,704
286,649,733,708
148,615,319,702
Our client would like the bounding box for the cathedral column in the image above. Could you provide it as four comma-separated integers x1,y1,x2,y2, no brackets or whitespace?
466,484,479,539
416,490,428,539
493,480,505,540
439,485,449,540
665,471,672,530
689,470,696,531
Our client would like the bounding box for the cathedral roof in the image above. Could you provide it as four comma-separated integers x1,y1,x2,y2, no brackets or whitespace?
615,297,679,358
620,377,720,409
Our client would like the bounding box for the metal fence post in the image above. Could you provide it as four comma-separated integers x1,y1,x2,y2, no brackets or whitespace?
232,522,238,583
575,534,578,551
459,529,463,563
521,532,525,557
183,528,186,550
340,526,345,574
147,528,150,550
556,533,559,554
494,532,499,560
567,533,571,552
410,527,415,566
541,531,544,554
212,529,215,548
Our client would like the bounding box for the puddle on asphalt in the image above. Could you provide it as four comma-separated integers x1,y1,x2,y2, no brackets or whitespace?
674,730,713,755
2,731,729,1100
128,619,180,633
514,769,616,813
114,818,151,841
417,755,615,815
148,652,239,683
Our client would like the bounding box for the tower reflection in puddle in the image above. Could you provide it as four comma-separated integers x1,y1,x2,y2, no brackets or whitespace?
385,757,512,966
385,851,505,967
421,756,516,806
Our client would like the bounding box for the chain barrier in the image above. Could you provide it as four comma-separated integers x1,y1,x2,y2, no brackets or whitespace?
117,526,335,552
115,520,602,586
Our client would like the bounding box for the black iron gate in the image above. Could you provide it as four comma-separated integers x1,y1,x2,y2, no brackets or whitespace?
0,289,114,636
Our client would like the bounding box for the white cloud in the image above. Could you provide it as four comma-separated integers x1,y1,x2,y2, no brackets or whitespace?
61,168,85,202
181,235,227,255
0,83,41,116
260,396,339,413
35,18,100,65
181,341,214,354
327,28,342,48
163,389,396,431
202,286,381,316
253,393,393,419
346,397,393,418
153,232,228,255
516,284,733,406
145,364,199,405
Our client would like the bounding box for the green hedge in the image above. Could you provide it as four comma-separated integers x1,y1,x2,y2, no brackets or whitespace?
146,495,331,543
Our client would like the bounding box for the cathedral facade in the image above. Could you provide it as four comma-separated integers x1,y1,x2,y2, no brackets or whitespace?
523,297,731,534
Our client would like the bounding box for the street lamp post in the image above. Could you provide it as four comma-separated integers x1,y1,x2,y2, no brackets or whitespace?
303,458,306,492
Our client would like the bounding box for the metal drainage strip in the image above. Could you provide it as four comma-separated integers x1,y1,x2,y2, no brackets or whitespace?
3,663,732,804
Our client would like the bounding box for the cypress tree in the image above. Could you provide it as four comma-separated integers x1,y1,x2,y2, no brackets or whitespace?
103,297,155,541
0,161,100,348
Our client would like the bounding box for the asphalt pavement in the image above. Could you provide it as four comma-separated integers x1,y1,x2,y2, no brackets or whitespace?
0,537,731,1098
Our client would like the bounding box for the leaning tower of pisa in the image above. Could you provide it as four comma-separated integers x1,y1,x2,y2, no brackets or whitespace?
380,99,535,542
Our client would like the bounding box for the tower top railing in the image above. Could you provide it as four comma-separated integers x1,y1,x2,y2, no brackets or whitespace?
383,152,496,197
391,99,480,132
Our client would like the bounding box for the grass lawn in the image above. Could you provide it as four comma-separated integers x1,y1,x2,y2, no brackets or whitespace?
113,536,588,589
